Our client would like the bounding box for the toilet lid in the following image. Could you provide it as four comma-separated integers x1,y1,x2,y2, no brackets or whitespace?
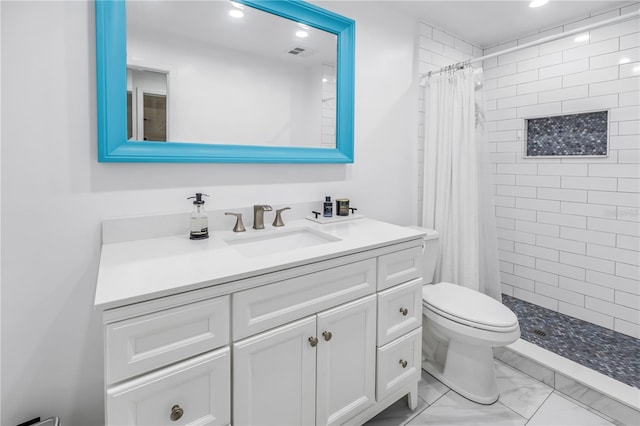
423,282,518,330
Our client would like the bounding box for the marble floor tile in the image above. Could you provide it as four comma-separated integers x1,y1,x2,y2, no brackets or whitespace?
418,370,449,405
555,374,640,426
526,392,615,426
363,394,429,426
495,362,554,419
494,347,555,388
406,391,527,426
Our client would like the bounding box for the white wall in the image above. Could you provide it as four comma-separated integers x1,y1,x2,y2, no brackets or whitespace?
128,31,323,146
483,4,640,338
0,1,418,425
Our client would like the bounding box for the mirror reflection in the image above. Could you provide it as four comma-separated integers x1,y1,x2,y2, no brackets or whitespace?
127,68,168,141
126,0,338,148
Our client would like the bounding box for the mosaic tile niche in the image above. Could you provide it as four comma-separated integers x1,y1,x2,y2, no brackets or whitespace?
525,111,608,157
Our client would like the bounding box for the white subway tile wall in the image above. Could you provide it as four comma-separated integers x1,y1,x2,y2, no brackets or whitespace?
418,6,640,338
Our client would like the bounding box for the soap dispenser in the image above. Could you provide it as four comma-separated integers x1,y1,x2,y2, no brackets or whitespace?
187,193,209,240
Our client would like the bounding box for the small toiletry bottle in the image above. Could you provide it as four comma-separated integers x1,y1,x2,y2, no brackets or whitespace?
188,193,209,240
323,196,333,217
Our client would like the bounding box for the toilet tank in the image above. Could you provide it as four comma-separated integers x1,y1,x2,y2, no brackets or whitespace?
408,227,439,284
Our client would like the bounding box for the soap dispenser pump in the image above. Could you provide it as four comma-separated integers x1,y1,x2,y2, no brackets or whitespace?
188,193,209,240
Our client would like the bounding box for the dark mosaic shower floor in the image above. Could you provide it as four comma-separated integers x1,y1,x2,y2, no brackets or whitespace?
502,294,640,389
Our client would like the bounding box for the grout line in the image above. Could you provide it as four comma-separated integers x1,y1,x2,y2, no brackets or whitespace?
551,390,621,426
523,390,554,425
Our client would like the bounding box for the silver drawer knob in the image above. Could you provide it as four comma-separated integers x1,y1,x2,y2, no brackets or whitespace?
399,307,408,316
170,404,184,421
322,331,333,341
399,359,408,368
309,336,319,347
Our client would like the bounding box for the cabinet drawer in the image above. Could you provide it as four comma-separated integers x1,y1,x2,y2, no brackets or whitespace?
376,327,422,401
233,259,376,340
377,246,423,291
377,279,422,346
107,296,230,383
107,347,231,426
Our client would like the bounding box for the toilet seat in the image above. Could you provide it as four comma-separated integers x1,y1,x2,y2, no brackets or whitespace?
422,282,519,333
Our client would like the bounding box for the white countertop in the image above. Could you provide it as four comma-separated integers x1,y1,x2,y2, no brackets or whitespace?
95,218,425,310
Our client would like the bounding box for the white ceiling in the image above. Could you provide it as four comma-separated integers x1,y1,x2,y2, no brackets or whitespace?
388,1,636,48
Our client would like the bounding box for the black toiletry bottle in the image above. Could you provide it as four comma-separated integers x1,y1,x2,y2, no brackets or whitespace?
188,193,209,240
323,196,333,217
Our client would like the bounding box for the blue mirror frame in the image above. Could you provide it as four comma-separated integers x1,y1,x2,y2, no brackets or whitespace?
95,0,355,163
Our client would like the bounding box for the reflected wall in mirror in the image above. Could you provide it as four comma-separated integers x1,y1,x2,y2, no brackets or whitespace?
95,0,355,163
127,1,336,148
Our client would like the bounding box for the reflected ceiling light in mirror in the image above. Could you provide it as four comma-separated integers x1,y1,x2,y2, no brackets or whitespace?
230,1,245,9
296,30,309,38
529,0,549,7
619,57,631,64
229,9,244,18
574,33,590,43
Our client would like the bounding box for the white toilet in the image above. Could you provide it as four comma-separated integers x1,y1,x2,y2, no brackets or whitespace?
418,228,520,404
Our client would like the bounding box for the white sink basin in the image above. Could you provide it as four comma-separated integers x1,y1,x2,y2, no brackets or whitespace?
225,227,340,257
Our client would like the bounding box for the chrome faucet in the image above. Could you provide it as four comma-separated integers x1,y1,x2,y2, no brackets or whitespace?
253,205,272,230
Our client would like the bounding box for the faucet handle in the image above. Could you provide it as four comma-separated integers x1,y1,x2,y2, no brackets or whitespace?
225,212,246,232
272,207,291,227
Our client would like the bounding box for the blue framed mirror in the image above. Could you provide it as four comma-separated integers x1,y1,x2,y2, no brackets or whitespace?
95,0,355,163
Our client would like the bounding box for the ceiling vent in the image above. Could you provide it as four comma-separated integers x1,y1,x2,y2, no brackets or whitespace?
288,47,306,55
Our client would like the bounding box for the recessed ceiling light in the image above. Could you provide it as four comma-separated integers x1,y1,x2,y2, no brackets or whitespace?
295,30,309,38
529,0,549,8
230,1,244,9
619,57,631,64
574,33,590,43
229,9,244,18
298,23,310,30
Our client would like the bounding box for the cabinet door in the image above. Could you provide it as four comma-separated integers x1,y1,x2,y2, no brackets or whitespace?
316,295,377,426
107,347,230,426
233,316,317,426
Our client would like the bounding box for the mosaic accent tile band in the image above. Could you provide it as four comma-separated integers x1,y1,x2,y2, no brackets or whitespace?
502,294,639,389
525,111,608,157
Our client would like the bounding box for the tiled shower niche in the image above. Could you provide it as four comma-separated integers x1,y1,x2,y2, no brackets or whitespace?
525,111,608,157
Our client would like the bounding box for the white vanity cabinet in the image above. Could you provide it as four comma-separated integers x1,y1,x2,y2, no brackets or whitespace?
234,295,377,426
96,218,426,426
103,295,232,425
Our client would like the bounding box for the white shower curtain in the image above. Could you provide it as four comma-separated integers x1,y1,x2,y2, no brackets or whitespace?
422,66,502,300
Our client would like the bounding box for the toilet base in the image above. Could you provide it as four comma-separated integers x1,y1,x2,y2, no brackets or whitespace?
422,340,499,405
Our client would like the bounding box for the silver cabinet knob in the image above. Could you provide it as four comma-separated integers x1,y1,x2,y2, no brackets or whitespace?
309,336,319,347
399,359,408,368
170,404,184,421
399,307,408,316
322,331,332,341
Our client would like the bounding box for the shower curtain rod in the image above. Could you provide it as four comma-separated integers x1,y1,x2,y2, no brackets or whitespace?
419,9,640,84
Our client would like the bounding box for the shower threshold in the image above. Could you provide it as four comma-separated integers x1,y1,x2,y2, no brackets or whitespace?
495,340,639,425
